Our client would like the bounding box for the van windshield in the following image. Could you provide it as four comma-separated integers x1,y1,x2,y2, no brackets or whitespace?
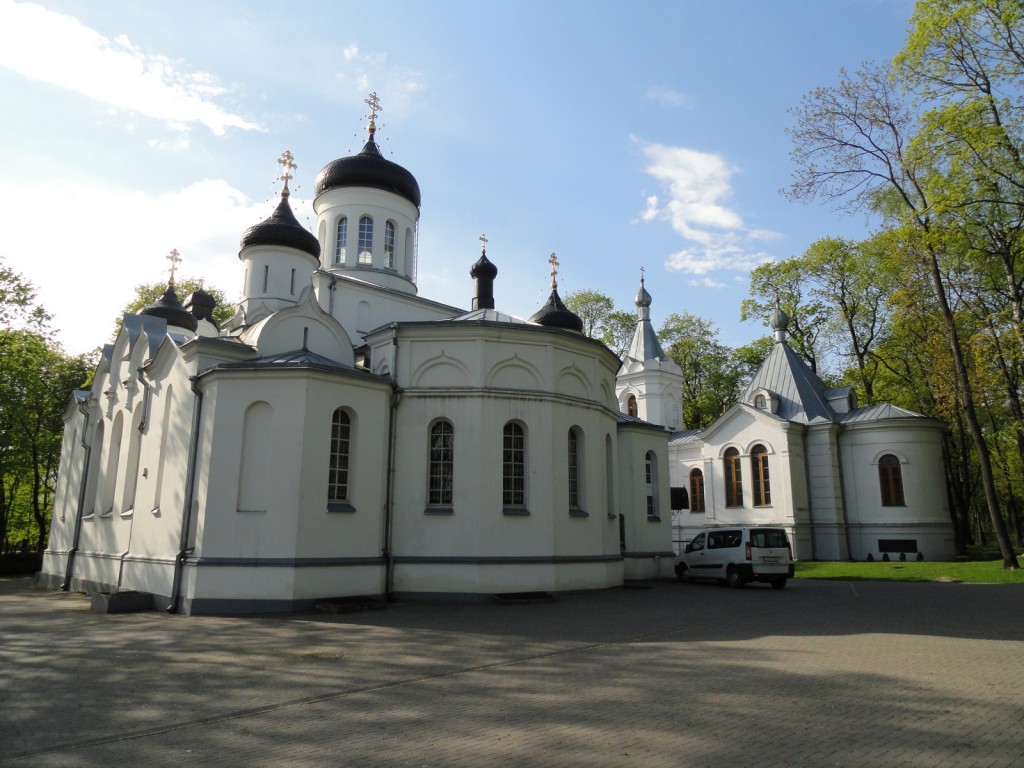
750,529,788,548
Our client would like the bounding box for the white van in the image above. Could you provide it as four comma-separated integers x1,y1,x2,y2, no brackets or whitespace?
674,526,794,589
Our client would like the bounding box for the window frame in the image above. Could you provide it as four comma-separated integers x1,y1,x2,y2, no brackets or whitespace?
724,447,743,507
384,220,396,270
645,450,660,520
502,421,528,513
878,454,906,506
327,408,355,512
358,216,373,265
568,427,587,516
426,419,455,512
689,467,705,513
335,216,347,264
751,444,771,507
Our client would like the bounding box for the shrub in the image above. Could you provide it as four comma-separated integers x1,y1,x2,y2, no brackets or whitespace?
866,552,875,562
916,552,925,561
882,552,890,562
899,551,907,562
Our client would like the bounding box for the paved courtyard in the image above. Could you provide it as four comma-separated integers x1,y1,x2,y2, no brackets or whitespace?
1,575,1022,767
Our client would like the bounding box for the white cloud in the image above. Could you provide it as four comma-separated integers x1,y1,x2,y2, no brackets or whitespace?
687,276,727,289
343,44,359,62
0,0,262,136
645,85,690,108
0,176,303,354
634,137,780,275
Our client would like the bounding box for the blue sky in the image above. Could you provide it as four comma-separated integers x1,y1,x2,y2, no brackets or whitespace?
0,0,914,355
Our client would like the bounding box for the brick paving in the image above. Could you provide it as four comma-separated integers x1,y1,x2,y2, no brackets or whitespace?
1,576,1022,767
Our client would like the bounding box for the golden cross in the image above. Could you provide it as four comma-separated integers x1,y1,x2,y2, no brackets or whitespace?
166,249,182,285
365,92,382,132
640,265,646,284
479,234,488,253
548,252,560,289
277,150,297,190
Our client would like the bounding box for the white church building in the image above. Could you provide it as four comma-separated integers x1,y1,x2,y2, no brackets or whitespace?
40,99,955,613
39,101,680,614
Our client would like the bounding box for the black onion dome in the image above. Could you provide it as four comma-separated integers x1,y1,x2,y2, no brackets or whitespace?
529,288,584,333
239,191,320,258
314,136,421,207
139,283,199,333
470,253,498,280
184,288,217,325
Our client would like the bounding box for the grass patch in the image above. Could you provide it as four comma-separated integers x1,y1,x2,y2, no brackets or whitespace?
795,559,1024,584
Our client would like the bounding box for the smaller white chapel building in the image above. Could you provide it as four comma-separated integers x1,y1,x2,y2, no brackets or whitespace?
668,304,956,562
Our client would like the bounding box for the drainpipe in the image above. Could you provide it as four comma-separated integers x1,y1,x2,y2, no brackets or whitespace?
136,367,152,433
802,429,818,561
61,396,93,591
167,375,204,613
834,424,853,560
382,324,400,599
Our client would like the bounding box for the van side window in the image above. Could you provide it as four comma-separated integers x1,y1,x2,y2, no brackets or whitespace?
708,530,741,549
689,533,706,552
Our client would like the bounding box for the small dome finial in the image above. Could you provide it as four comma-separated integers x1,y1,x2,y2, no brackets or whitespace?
635,266,652,309
548,252,560,290
365,91,382,139
276,150,297,197
770,296,790,343
479,233,488,255
165,248,182,287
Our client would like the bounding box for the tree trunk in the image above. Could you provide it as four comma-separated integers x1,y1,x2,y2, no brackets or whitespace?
925,244,1018,568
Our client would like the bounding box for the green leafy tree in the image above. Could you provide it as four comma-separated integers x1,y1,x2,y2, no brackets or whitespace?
787,56,1018,568
741,258,827,375
0,332,91,550
0,260,91,552
659,312,745,430
603,310,637,357
564,289,615,339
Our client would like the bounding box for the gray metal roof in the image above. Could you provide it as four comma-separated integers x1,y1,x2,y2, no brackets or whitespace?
668,429,704,445
838,403,928,424
624,316,669,363
740,341,834,424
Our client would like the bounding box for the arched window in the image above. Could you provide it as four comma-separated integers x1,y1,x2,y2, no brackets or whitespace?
724,447,743,507
568,427,584,511
384,220,396,269
627,395,638,417
335,216,347,264
502,422,526,508
328,409,352,505
689,468,705,513
754,394,767,410
751,444,771,506
358,216,373,265
645,450,659,519
879,454,905,506
428,420,454,507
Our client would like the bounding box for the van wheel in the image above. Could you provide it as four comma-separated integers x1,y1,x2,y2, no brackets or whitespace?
675,564,692,583
771,577,787,590
726,567,743,588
